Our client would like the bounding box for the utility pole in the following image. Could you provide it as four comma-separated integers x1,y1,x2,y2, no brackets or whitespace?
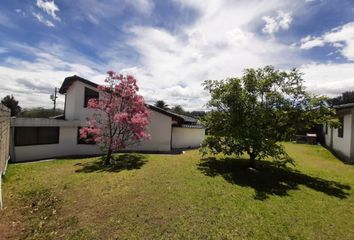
50,87,58,111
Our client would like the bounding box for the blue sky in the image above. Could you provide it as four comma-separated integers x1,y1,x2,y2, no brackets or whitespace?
1,0,354,110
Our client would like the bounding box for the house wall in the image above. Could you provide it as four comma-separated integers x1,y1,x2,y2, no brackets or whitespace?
171,127,205,149
324,112,354,161
12,109,173,162
127,110,172,151
64,81,97,122
64,81,173,151
349,110,354,162
324,124,332,148
12,127,101,162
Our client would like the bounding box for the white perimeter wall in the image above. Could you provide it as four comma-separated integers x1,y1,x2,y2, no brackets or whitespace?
171,127,205,149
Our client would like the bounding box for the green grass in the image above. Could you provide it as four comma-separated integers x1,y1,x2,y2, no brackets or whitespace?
1,143,354,239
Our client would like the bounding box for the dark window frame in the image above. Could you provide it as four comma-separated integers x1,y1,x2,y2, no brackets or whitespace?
77,127,96,145
15,127,60,146
338,117,344,138
84,87,99,108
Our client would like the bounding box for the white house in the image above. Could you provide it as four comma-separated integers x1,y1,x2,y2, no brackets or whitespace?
323,103,354,163
10,75,205,162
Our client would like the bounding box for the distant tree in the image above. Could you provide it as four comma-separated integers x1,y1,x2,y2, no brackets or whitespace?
80,71,151,165
154,100,169,110
190,110,206,119
329,91,354,106
20,107,63,118
202,66,338,167
170,105,186,115
1,95,21,116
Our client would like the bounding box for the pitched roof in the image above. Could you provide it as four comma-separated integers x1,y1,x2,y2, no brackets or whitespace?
59,75,98,94
146,105,184,122
58,75,199,125
334,103,354,110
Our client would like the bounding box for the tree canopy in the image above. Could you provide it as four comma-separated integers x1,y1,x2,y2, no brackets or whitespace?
154,100,169,110
20,107,63,118
80,71,150,165
202,66,338,167
170,105,185,115
1,95,21,116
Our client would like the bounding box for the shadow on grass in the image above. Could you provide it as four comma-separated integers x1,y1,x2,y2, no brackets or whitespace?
75,154,147,173
198,157,351,200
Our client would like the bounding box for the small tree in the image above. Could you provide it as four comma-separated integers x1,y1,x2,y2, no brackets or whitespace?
80,71,151,165
1,95,21,116
154,100,169,110
202,66,338,167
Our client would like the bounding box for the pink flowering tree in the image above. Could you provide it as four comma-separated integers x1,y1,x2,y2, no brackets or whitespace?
80,71,151,165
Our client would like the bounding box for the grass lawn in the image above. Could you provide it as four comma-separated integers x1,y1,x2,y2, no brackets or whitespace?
1,143,354,239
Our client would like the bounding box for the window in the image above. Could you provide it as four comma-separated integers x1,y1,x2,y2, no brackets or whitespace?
338,117,344,138
84,87,99,108
77,127,96,144
15,127,59,146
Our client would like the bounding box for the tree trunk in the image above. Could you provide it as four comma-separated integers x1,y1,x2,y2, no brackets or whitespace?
248,151,257,168
104,148,112,166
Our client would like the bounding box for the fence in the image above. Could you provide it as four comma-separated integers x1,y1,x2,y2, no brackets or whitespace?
0,104,10,208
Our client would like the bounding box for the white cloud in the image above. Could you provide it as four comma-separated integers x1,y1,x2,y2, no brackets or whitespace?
300,22,354,61
69,0,153,24
36,0,60,21
0,48,7,54
122,0,303,109
128,0,154,14
301,62,354,96
32,12,55,27
262,10,293,35
3,0,352,111
300,35,325,49
0,43,105,109
0,12,17,28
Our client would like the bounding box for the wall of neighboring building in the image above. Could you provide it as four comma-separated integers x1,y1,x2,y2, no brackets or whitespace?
324,111,354,162
171,127,205,149
0,104,10,173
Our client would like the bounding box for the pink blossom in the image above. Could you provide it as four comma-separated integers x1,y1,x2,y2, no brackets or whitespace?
80,70,151,156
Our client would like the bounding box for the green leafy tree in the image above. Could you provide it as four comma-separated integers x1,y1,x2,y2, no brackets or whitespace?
20,107,63,118
1,95,21,116
202,66,338,167
154,100,169,110
171,105,186,115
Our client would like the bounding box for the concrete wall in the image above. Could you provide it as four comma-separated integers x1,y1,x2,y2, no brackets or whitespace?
12,127,101,162
171,127,205,149
324,124,332,148
128,110,172,151
12,109,173,162
0,105,10,173
64,81,97,122
323,111,354,162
